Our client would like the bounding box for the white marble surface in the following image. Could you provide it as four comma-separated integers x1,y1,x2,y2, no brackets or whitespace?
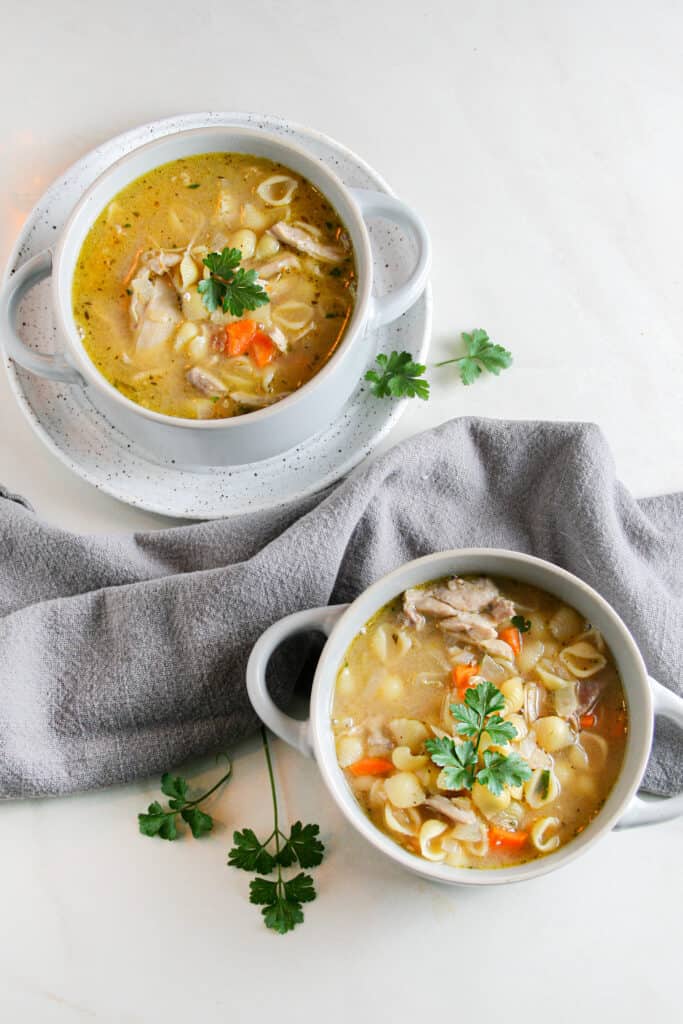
1,1,682,1021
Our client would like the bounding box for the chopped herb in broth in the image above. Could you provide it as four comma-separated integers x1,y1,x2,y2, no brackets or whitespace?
72,153,356,420
332,575,628,869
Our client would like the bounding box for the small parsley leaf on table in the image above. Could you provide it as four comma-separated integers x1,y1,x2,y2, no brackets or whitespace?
228,828,276,874
198,247,269,316
137,758,232,840
277,821,325,869
436,328,513,386
365,351,430,400
228,728,325,934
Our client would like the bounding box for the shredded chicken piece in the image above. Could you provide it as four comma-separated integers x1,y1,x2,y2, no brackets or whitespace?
268,222,345,263
403,576,516,646
186,367,227,396
229,390,289,408
424,795,477,825
489,595,516,623
480,637,516,660
144,251,182,276
438,612,498,642
256,253,301,279
132,275,181,352
268,325,288,352
441,577,500,613
364,716,392,753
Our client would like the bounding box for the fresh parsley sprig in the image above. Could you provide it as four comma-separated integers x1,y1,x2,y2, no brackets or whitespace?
198,247,270,317
138,756,232,840
425,681,531,796
365,351,430,400
228,728,324,935
436,328,513,385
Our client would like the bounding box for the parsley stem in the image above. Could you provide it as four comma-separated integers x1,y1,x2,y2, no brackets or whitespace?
261,727,285,896
184,758,233,808
434,357,463,367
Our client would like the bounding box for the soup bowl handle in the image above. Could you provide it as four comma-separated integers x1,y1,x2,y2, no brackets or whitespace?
350,189,431,329
0,250,84,384
246,604,349,757
615,677,683,829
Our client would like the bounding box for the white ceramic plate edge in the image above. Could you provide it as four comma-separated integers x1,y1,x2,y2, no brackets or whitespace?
2,112,432,520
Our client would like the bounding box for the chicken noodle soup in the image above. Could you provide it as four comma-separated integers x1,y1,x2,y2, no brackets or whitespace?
332,576,627,869
72,153,356,419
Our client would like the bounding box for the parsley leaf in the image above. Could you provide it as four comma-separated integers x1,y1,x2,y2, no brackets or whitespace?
476,749,532,796
424,736,477,790
511,615,532,633
224,267,270,317
202,247,242,279
161,773,189,810
449,702,481,739
229,728,325,934
465,679,506,719
250,873,316,935
436,328,512,386
483,714,518,745
137,758,231,840
365,351,430,400
228,828,276,874
198,247,269,316
278,821,325,869
180,807,213,838
138,800,179,840
427,681,531,795
196,276,225,314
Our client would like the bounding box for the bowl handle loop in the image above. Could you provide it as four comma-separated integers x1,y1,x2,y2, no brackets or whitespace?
615,677,683,829
0,250,83,384
350,188,431,329
246,604,348,758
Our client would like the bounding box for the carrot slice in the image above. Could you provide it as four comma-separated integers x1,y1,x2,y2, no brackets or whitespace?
452,663,479,698
250,331,277,367
580,714,596,729
489,826,529,850
225,318,258,356
498,626,521,656
348,757,394,777
122,247,144,287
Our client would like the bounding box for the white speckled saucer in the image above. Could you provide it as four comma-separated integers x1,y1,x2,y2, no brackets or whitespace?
3,112,431,519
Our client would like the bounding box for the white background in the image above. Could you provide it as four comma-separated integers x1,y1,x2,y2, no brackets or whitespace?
1,1,682,1021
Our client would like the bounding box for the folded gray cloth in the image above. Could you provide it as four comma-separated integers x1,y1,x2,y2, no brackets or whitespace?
0,417,681,799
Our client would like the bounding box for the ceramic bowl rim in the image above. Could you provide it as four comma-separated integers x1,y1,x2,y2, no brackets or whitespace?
309,548,652,885
51,124,374,431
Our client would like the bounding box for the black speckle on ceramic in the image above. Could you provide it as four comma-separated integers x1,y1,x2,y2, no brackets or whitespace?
3,112,432,520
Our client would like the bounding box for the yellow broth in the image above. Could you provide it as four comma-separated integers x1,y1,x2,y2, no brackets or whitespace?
332,576,628,869
72,153,356,419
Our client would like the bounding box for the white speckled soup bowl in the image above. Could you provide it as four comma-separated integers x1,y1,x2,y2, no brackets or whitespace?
0,126,430,466
247,550,683,886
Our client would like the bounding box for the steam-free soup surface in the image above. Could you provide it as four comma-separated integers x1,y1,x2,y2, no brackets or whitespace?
72,153,355,419
332,576,627,869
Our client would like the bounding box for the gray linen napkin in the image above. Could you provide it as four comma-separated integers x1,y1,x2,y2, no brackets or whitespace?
0,417,681,799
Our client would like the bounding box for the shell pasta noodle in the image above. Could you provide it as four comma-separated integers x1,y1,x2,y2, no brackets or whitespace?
72,153,356,420
332,575,628,869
